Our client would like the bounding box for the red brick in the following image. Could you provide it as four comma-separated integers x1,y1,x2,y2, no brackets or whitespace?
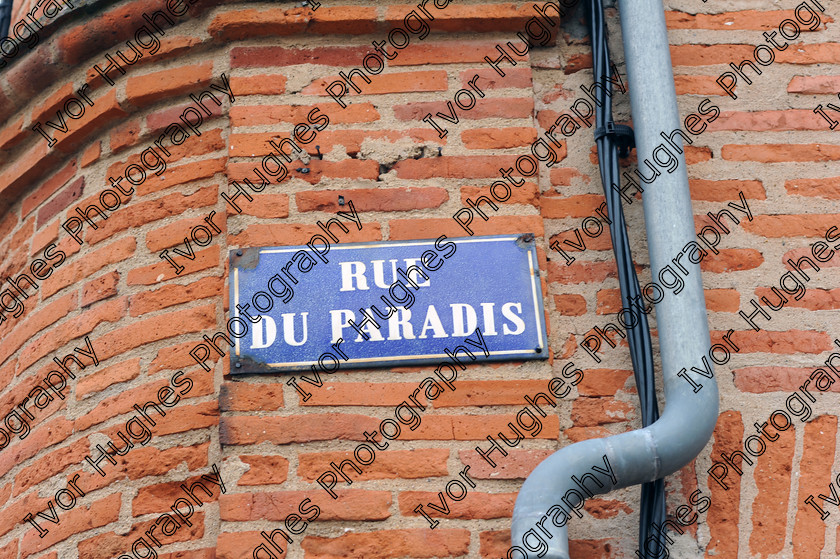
75,514,205,559
147,101,225,133
541,194,603,219
585,498,633,519
788,75,840,94
130,276,222,316
209,6,376,41
712,329,831,354
17,298,125,373
109,119,142,153
84,185,218,245
387,3,549,32
749,426,795,556
793,416,837,557
666,9,833,30
393,155,518,180
237,455,289,485
303,70,449,96
733,366,840,394
757,287,840,310
459,67,533,90
36,176,85,229
674,75,729,96
235,194,290,218
563,53,593,74
390,40,529,66
53,90,129,154
480,531,511,558
706,411,742,555
394,98,534,121
230,102,378,127
0,116,26,152
432,380,555,407
5,42,62,101
41,236,136,299
31,217,65,255
220,414,378,445
301,529,470,559
75,369,214,431
81,270,120,307
230,129,442,158
775,43,840,65
298,449,449,481
700,248,763,273
670,44,758,66
0,292,78,367
106,128,225,184
219,381,284,411
572,397,635,426
704,288,741,312
72,443,209,494
548,260,617,284
13,437,90,496
297,187,448,213
0,142,61,212
722,144,840,162
138,158,226,197
228,158,379,184
127,245,220,285
459,449,552,479
228,74,287,95
125,62,214,107
146,215,227,252
710,110,829,131
231,45,371,68
742,214,840,238
57,0,188,65
80,141,101,168
577,369,633,397
77,357,141,398
550,166,588,186
689,179,765,202
462,127,538,149
96,304,217,363
220,490,391,521
0,541,17,559
554,293,587,315
230,222,381,247
462,181,539,207
20,493,121,557
299,382,421,407
217,532,280,559
133,472,224,515
389,216,543,240
785,176,840,199
0,491,48,539
399,491,516,519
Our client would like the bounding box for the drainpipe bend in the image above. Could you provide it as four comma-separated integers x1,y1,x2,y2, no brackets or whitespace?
510,1,719,556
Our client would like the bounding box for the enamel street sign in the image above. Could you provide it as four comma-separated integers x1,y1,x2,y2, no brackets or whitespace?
228,234,548,373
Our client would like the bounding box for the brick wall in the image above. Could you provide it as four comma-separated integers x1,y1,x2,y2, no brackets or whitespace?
0,0,839,557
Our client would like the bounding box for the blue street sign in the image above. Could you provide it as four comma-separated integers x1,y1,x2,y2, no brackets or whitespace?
229,234,548,373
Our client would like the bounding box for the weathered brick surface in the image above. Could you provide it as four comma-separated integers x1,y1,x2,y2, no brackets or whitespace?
0,1,838,558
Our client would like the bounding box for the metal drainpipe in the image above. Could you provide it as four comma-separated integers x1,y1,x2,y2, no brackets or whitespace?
510,0,719,557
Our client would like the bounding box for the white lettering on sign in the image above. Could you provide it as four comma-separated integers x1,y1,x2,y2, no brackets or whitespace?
323,302,526,345
339,259,431,292
251,313,309,349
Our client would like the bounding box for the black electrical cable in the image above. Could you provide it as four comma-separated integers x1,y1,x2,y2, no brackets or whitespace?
0,0,12,43
583,1,668,557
